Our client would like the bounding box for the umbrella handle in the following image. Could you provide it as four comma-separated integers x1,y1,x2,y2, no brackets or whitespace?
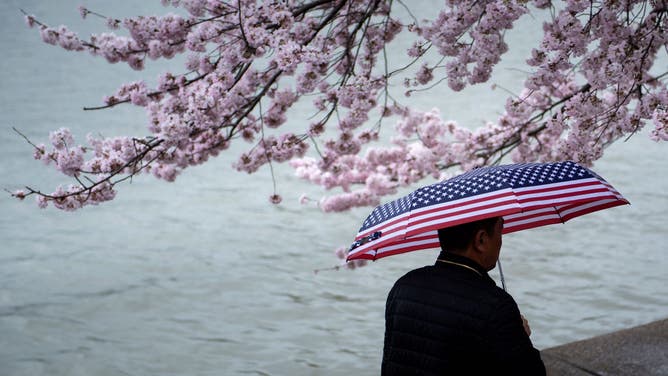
498,258,507,291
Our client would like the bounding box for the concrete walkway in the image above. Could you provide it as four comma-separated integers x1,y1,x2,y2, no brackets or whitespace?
541,318,668,375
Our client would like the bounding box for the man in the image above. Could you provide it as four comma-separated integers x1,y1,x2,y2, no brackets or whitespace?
382,216,546,375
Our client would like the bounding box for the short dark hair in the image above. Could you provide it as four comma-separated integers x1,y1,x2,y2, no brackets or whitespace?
437,217,500,253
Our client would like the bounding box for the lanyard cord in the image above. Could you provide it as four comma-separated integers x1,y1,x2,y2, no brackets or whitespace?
436,259,483,277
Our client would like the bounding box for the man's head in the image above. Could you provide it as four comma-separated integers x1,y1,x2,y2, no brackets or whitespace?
437,217,504,271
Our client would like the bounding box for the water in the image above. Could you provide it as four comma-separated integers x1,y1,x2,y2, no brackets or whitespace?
0,1,666,375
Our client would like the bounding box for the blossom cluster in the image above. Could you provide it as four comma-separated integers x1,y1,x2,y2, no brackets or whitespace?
405,1,527,91
21,0,406,209
32,128,86,177
291,0,668,212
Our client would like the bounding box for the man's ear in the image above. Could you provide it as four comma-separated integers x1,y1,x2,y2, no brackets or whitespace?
472,229,487,254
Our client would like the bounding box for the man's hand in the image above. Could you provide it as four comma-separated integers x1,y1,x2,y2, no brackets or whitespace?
521,315,531,337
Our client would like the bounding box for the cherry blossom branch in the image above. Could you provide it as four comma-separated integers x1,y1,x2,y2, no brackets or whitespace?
12,0,667,216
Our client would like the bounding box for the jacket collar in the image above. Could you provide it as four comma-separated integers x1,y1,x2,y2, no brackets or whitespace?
435,250,495,285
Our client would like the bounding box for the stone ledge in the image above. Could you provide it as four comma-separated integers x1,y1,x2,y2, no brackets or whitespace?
541,318,668,376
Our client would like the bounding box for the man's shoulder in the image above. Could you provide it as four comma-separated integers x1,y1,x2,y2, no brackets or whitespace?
402,264,434,276
388,265,439,293
394,265,438,283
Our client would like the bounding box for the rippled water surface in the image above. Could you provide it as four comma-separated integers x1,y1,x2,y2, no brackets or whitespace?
1,1,667,375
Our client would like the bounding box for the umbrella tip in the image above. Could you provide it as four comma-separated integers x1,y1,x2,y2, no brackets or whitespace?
349,231,382,252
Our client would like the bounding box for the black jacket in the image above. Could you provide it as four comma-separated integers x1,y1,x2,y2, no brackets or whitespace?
382,251,546,375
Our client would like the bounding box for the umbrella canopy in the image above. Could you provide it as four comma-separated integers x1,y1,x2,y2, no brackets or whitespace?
347,161,629,261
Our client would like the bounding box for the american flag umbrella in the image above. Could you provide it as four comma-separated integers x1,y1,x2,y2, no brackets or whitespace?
347,161,629,262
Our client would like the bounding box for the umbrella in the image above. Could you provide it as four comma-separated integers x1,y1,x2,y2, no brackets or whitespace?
347,161,629,262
